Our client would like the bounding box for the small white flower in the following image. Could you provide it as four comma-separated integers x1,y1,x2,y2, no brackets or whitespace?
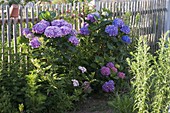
78,66,87,73
72,79,79,87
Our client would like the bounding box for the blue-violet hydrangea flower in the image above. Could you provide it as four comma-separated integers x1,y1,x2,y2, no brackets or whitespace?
105,25,118,36
39,20,50,26
51,19,72,28
60,26,72,36
70,29,77,36
22,28,30,36
102,80,115,92
44,26,63,38
100,66,110,76
29,37,41,48
68,36,80,46
120,25,130,34
86,13,100,22
112,18,125,27
80,24,90,35
122,35,131,44
32,23,48,34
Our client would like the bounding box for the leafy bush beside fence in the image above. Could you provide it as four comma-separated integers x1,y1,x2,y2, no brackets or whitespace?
127,31,170,113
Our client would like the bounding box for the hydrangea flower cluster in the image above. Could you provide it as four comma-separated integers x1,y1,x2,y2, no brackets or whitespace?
102,80,115,92
105,18,131,44
80,23,90,35
29,37,41,48
100,62,126,93
23,19,80,48
86,12,100,23
100,62,126,78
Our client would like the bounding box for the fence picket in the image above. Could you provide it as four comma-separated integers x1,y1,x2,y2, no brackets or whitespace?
13,19,17,55
1,5,5,69
25,7,29,28
6,5,11,68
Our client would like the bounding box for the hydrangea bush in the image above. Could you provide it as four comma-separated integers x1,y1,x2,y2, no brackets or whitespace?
18,8,132,112
75,9,132,94
21,14,81,112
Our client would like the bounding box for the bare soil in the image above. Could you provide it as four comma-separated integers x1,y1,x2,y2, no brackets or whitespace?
67,95,113,113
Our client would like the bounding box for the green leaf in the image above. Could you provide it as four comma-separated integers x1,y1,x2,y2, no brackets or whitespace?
107,42,114,50
94,56,104,66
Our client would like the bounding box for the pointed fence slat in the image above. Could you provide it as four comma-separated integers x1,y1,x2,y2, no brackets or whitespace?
1,5,5,69
6,6,11,67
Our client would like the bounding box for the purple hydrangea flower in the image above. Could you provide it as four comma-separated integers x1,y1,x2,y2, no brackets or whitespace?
32,23,48,34
100,66,110,76
51,19,65,27
112,18,125,27
122,36,131,44
80,24,90,35
106,62,114,68
120,25,130,34
70,30,77,36
68,36,80,46
105,25,118,36
22,28,31,36
44,26,63,38
117,72,125,79
60,26,72,36
26,33,34,39
102,80,115,92
39,20,50,26
87,13,99,22
29,37,41,48
51,19,72,28
86,13,100,23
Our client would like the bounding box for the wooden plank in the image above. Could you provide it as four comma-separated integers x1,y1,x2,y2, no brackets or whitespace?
31,6,34,24
13,18,17,56
6,5,11,68
73,3,76,29
25,7,29,28
77,2,81,30
1,5,5,69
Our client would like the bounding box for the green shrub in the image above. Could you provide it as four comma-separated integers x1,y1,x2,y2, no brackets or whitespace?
127,31,170,113
108,93,135,113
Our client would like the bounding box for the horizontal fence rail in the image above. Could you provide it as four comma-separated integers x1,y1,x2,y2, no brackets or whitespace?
0,0,170,74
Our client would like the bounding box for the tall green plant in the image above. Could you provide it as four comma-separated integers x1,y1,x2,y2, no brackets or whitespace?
127,36,154,113
151,31,170,113
127,31,170,113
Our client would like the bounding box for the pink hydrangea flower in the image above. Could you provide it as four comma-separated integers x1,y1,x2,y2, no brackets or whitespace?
117,72,125,79
111,67,118,73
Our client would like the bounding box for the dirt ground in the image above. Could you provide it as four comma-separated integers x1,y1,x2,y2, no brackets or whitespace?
67,95,114,113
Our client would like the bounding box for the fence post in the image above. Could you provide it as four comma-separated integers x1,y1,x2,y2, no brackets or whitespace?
165,0,170,33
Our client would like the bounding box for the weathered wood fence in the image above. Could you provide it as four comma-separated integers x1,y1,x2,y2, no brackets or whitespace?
0,0,170,73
